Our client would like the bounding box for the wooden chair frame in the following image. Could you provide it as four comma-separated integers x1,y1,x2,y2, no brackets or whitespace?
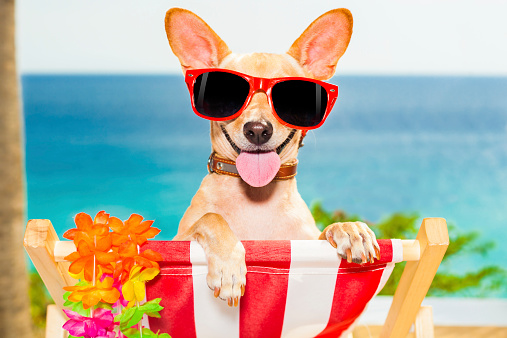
24,217,448,338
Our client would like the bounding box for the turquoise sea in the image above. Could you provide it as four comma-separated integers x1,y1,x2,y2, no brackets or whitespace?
22,75,507,296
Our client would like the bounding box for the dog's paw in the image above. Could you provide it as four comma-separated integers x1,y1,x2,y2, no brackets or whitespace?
206,242,247,307
321,222,380,264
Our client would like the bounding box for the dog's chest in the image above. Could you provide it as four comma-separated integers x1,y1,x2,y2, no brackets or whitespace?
197,175,319,240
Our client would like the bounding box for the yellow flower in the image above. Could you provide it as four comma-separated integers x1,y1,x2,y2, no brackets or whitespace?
122,265,160,307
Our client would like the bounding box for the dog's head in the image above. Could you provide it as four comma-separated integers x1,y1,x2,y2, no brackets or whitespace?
165,8,352,186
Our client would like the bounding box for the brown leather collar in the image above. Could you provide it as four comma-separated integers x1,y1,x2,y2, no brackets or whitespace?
207,152,297,181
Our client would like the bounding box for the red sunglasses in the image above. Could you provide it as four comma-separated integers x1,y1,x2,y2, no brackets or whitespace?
184,68,338,130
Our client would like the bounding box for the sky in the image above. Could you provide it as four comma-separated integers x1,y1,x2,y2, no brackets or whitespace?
16,0,507,75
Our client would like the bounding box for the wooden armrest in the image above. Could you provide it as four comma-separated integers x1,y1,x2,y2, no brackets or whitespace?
23,219,76,311
380,218,448,338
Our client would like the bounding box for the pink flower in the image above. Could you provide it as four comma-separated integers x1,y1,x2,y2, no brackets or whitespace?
63,308,114,338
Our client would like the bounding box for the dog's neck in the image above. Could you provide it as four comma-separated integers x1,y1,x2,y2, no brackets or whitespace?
207,152,298,182
203,170,300,205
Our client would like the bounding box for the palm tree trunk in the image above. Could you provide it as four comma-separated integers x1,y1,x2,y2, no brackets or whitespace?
0,0,33,336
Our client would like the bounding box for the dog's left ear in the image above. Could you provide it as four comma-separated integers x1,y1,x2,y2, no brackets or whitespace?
287,9,353,80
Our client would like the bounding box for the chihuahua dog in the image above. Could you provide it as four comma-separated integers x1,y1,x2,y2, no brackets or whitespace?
165,8,380,307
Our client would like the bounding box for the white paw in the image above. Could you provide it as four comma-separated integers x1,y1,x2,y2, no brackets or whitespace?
206,242,247,306
323,222,380,264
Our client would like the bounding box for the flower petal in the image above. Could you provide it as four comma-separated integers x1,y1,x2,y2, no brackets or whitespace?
141,249,163,262
100,288,120,304
82,292,101,309
75,212,93,231
83,258,96,282
141,227,161,239
68,257,90,275
96,252,117,264
133,281,146,302
85,319,99,336
139,267,160,282
62,309,84,321
94,211,110,225
63,320,86,336
122,281,135,301
135,220,154,234
128,265,143,280
63,228,79,241
111,233,128,246
96,235,112,252
92,308,114,328
125,214,143,229
134,256,154,268
77,240,93,256
64,251,81,262
108,216,125,233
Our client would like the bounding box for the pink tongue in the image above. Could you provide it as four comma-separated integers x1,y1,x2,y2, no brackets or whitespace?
236,151,281,187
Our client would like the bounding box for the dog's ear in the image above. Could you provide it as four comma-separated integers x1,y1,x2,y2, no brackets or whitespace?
165,8,231,72
287,9,353,80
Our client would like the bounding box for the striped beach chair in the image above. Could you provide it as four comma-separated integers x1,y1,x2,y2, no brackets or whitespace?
24,218,448,338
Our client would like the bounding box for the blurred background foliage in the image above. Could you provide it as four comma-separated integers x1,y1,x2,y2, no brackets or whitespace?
29,203,506,331
312,202,507,297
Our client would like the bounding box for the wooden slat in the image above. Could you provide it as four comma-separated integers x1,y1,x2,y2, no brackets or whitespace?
353,325,507,338
415,306,434,338
23,219,75,310
402,240,420,261
45,305,68,338
380,218,449,338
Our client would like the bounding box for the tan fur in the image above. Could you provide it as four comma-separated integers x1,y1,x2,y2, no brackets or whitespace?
166,7,379,306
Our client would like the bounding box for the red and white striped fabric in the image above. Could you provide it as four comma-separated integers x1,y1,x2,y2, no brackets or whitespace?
144,239,403,338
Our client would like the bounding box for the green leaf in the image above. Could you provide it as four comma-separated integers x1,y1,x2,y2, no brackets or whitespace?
121,327,140,338
138,298,164,315
119,307,143,331
146,311,161,318
63,291,72,306
122,327,172,338
95,302,113,310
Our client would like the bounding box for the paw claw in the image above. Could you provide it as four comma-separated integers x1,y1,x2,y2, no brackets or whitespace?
206,242,246,303
234,297,239,307
241,284,245,296
346,248,352,263
323,221,380,265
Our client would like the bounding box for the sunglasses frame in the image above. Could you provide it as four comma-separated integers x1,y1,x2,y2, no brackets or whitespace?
184,68,338,130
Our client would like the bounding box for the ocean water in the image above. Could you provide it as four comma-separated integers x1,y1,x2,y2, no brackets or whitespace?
22,75,507,295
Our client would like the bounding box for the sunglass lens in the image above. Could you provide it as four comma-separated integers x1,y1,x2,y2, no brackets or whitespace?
193,71,250,119
272,80,328,128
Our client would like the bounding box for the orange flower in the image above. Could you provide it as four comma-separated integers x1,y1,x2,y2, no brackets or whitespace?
64,277,120,309
112,241,163,283
63,211,111,246
109,214,160,247
65,236,117,282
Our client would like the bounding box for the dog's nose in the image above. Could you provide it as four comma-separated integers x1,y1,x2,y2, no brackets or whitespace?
243,121,273,145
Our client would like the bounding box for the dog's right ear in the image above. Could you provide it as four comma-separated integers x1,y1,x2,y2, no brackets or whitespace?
165,8,231,72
